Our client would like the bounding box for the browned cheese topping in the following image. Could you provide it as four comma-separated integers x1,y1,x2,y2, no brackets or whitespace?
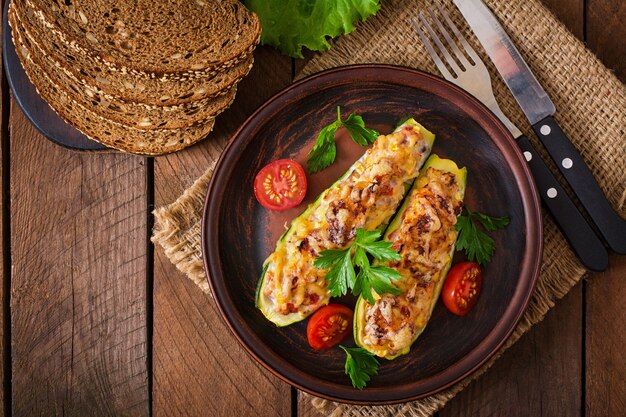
261,123,433,320
361,167,464,357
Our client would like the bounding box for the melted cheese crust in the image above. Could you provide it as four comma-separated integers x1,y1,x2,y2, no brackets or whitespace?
262,124,433,320
361,167,464,357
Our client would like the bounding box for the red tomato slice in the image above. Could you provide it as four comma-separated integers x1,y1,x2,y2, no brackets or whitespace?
442,262,482,316
254,159,307,210
307,304,353,350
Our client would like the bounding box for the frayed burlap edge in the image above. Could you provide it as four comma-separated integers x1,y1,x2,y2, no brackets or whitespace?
152,161,216,295
151,0,625,415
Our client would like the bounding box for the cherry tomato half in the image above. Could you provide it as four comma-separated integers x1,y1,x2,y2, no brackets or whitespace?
254,159,307,211
307,304,354,350
442,262,483,316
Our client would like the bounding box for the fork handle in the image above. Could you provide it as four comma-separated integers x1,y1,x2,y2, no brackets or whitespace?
517,135,608,271
532,116,626,254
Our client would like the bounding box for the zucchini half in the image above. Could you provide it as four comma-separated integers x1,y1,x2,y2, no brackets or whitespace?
354,154,467,359
256,119,436,326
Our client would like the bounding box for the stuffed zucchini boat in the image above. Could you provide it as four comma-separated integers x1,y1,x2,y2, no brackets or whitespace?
354,155,467,359
256,119,435,326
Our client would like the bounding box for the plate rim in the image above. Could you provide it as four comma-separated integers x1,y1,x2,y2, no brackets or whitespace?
202,64,543,404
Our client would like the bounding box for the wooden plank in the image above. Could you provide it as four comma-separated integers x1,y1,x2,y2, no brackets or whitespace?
298,390,325,417
0,5,6,412
542,0,584,39
9,106,149,416
0,122,4,417
578,0,626,414
584,0,626,412
152,46,293,417
440,285,582,417
439,1,585,415
586,255,626,416
586,0,626,82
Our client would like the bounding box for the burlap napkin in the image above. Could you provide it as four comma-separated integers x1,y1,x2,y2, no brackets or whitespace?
152,0,626,415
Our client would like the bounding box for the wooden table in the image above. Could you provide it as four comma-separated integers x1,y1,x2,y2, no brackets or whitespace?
1,0,624,416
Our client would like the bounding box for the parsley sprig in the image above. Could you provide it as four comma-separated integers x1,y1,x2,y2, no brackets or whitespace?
340,345,379,389
455,208,510,264
313,228,402,304
307,107,379,174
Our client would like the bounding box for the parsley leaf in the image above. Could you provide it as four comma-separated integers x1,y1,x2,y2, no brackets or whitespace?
314,228,402,302
317,248,355,297
455,209,510,264
455,216,495,264
343,114,379,145
470,210,510,232
353,246,369,270
340,345,379,389
306,107,380,174
354,264,402,305
313,247,350,269
359,240,402,262
307,118,341,173
355,228,381,244
368,266,402,295
355,228,401,262
352,268,373,304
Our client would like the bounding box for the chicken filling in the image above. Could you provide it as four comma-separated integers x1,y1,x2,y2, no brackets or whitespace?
360,168,464,357
262,123,433,319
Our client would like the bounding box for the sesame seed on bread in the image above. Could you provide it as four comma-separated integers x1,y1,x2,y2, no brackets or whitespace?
8,0,261,154
22,0,261,76
13,0,257,105
12,12,241,129
13,28,219,155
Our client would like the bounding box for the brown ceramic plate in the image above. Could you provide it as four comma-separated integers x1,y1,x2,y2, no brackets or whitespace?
202,65,542,404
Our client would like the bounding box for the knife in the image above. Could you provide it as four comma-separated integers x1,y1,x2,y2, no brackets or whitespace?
412,7,608,271
453,0,626,255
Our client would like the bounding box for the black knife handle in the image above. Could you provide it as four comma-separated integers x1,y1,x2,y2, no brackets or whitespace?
517,135,608,271
532,116,626,254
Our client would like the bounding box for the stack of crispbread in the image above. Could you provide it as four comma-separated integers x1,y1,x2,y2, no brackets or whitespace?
8,0,261,155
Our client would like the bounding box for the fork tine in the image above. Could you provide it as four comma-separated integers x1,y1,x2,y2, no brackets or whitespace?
410,17,454,80
417,13,462,77
434,2,482,64
427,7,471,69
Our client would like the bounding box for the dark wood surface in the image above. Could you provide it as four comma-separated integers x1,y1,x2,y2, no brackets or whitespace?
1,0,624,416
152,47,293,417
9,112,149,416
0,7,5,411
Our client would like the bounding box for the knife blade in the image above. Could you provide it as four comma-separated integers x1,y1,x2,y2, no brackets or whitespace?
412,9,607,271
453,0,626,255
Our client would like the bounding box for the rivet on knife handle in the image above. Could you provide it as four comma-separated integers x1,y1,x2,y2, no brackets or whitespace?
532,116,626,254
517,135,608,271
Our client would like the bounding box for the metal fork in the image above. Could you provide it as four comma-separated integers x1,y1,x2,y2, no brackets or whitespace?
411,5,609,271
414,4,521,138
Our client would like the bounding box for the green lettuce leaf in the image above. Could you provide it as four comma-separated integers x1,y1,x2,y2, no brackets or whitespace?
244,0,381,58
